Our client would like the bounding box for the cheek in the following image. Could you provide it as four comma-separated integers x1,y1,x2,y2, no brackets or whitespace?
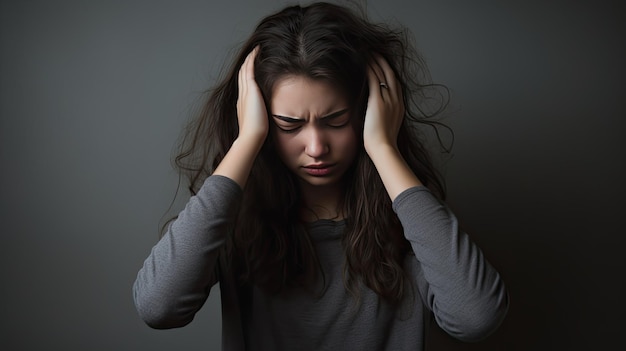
337,128,359,158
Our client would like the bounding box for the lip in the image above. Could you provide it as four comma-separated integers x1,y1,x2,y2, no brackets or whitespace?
303,163,335,176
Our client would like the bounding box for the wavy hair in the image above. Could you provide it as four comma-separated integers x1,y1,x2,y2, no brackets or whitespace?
171,1,451,303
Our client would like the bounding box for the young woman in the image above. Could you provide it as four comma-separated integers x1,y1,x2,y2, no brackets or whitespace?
133,2,508,350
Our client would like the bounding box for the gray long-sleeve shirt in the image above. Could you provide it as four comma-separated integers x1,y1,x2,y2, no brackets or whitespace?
133,175,508,350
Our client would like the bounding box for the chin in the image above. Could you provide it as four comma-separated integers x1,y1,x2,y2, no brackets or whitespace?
298,175,342,188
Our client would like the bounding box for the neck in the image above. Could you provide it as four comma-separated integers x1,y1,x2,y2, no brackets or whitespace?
298,181,345,222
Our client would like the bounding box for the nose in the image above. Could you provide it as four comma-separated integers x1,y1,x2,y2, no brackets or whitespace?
304,127,329,158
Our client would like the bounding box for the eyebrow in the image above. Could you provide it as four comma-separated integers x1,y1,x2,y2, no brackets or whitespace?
272,108,349,123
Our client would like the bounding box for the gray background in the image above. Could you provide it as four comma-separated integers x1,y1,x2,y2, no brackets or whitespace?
1,0,624,350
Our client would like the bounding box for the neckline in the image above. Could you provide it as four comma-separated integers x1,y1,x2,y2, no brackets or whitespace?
305,218,346,227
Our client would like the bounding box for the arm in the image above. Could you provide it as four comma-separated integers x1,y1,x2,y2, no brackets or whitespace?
364,56,508,340
393,187,509,341
133,175,242,328
133,47,268,328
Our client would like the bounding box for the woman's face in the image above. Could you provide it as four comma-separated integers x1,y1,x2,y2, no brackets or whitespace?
270,75,358,190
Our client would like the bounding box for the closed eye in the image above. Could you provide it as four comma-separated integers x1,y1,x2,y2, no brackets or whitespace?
272,115,303,133
275,125,301,133
271,108,350,132
323,109,350,128
327,120,349,128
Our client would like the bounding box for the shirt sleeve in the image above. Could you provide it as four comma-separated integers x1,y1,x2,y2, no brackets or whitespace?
392,186,509,342
132,175,242,329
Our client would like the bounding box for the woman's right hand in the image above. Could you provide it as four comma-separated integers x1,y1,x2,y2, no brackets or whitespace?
236,46,268,144
213,46,268,188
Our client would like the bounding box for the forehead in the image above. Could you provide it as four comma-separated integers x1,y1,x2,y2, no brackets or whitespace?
270,75,348,117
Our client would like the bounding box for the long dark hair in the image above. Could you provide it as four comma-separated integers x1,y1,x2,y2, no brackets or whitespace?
171,1,451,302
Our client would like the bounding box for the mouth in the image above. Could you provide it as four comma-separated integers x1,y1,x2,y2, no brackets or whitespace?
302,163,335,176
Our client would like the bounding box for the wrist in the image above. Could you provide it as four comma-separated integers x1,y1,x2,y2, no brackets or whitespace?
365,141,398,163
365,143,422,201
234,131,266,151
213,135,265,189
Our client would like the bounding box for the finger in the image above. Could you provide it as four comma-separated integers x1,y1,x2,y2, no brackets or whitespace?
367,62,382,95
369,58,384,82
238,56,249,99
238,58,244,97
372,56,398,101
244,46,258,81
375,55,404,106
368,63,392,104
369,58,386,88
373,54,397,91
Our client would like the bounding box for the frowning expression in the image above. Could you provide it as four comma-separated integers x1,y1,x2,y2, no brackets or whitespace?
270,75,358,189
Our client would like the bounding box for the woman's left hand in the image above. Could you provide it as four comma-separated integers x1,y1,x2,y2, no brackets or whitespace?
363,55,422,200
363,54,405,153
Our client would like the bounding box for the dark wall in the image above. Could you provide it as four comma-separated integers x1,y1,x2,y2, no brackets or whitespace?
1,0,623,350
